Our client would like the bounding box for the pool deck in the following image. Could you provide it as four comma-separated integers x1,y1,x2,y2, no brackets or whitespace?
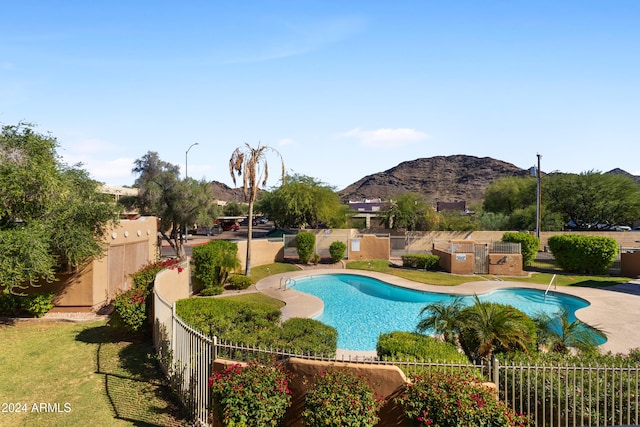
255,268,640,357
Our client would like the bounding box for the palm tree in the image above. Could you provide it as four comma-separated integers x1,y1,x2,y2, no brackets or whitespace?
458,295,535,360
534,308,606,354
229,143,284,276
416,297,465,345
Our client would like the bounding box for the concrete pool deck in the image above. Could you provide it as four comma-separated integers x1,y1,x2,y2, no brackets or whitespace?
255,268,640,357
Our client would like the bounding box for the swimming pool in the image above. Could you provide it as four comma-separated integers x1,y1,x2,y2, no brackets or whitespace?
292,273,606,351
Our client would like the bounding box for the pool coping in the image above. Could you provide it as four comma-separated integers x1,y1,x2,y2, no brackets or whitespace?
255,269,640,356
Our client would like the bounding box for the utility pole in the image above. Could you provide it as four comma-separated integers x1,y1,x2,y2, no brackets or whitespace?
536,153,541,239
184,143,199,243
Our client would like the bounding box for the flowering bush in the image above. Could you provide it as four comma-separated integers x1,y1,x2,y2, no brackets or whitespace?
131,258,182,290
396,371,531,427
112,287,149,332
302,368,383,427
209,361,291,427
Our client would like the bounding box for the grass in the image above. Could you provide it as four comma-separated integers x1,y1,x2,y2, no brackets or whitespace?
0,319,187,427
248,263,300,283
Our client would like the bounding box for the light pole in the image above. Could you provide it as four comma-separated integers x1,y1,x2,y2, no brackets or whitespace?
184,143,199,242
185,142,199,179
535,153,541,239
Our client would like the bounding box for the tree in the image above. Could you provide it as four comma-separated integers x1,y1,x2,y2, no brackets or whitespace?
545,171,640,229
457,295,536,360
131,151,212,257
257,174,349,229
534,309,605,355
380,193,437,231
0,123,119,294
483,176,537,216
416,297,465,346
229,143,284,276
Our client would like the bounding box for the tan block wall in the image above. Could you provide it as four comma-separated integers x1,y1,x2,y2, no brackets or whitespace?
488,253,525,276
348,234,390,261
154,260,191,302
621,251,640,278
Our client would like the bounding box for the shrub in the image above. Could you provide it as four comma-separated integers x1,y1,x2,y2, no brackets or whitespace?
0,293,55,318
132,258,181,290
401,254,440,270
303,368,383,427
295,232,315,264
193,240,240,287
502,231,539,267
199,285,223,296
112,287,149,332
277,318,337,356
227,274,254,290
209,361,291,427
20,293,55,317
377,331,469,363
328,240,347,263
547,234,618,274
396,370,532,427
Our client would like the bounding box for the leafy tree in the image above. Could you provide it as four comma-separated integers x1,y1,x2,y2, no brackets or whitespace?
545,171,640,229
230,143,285,276
0,123,119,294
131,151,212,257
534,309,605,355
502,231,540,267
257,174,349,229
222,200,246,217
483,176,537,216
380,192,437,231
437,210,478,231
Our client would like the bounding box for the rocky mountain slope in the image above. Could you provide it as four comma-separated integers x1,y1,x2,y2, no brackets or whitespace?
338,155,530,203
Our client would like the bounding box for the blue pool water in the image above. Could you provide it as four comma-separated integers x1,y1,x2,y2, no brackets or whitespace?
292,273,606,351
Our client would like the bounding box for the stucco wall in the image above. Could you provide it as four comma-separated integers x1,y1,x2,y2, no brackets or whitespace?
488,253,524,276
212,357,409,427
621,251,640,278
236,239,285,271
348,234,390,261
433,247,475,275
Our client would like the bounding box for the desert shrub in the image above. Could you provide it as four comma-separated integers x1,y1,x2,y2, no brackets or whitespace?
227,274,254,290
295,232,315,264
112,287,149,332
396,370,532,426
547,234,618,274
303,368,382,427
377,331,469,363
192,240,240,287
209,360,291,427
502,231,539,267
401,254,440,270
277,318,337,356
328,240,347,263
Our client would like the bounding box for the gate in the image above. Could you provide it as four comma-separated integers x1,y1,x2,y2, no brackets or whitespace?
474,244,489,274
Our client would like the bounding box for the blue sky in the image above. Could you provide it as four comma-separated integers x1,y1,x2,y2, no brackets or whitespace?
2,1,639,192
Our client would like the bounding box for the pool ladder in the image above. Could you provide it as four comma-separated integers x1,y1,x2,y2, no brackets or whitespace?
279,277,296,290
544,274,557,300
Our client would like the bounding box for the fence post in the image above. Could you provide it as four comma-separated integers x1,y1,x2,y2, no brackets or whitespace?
493,357,500,398
213,335,218,361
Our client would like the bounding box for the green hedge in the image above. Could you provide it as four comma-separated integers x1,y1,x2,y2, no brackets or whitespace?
192,240,240,287
401,254,440,270
376,331,468,363
227,274,254,290
502,231,540,267
295,232,316,264
547,234,618,274
277,318,337,355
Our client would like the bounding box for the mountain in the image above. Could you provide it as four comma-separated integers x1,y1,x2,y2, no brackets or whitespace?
338,155,531,203
210,181,245,202
607,168,640,186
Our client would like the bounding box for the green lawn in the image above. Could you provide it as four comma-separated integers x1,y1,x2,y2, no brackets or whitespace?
0,319,187,427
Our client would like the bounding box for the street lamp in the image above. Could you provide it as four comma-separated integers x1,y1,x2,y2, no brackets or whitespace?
185,142,199,179
184,143,199,242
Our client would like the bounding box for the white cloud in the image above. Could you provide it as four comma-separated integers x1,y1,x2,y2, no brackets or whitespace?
278,138,295,146
340,127,430,148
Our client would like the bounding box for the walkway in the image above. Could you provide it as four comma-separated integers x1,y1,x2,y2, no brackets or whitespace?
256,269,640,356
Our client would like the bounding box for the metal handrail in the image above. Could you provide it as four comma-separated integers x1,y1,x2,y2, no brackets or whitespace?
544,274,557,297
